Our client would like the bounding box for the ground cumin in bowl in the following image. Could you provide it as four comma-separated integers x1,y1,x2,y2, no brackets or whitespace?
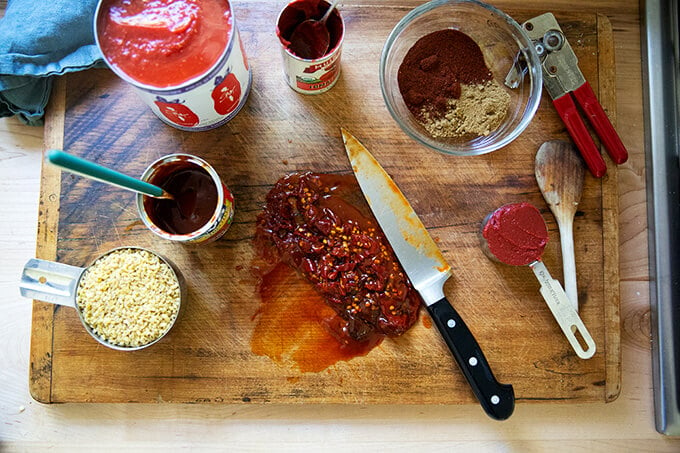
380,0,542,156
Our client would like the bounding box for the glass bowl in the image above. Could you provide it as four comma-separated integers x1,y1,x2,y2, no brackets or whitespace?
380,0,542,156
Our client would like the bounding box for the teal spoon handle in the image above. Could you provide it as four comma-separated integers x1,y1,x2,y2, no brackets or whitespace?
46,150,167,199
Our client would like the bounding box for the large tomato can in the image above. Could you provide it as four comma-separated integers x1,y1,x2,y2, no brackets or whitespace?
94,0,252,131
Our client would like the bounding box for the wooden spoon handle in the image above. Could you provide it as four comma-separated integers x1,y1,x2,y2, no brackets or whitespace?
558,219,578,311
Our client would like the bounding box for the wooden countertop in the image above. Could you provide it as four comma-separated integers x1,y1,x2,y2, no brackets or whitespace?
1,0,677,449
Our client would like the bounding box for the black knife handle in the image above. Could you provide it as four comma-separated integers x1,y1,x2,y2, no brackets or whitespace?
427,297,515,420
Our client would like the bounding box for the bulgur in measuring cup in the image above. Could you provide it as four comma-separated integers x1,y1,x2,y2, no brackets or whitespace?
20,247,185,351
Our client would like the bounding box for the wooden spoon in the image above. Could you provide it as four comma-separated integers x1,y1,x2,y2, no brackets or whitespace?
535,140,585,312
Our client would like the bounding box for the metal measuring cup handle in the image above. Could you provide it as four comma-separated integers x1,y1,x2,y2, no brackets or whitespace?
20,258,85,307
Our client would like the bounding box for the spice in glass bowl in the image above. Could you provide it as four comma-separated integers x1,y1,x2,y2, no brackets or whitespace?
397,29,511,140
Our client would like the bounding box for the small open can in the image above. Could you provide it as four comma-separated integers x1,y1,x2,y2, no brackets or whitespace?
20,247,186,351
94,0,252,131
276,0,344,94
137,154,235,244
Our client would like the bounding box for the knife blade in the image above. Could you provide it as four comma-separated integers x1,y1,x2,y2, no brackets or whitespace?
342,129,514,420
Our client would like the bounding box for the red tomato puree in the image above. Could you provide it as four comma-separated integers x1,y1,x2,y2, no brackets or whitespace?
481,202,549,266
97,0,233,88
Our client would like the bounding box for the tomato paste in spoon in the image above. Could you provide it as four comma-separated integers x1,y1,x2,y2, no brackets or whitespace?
480,202,596,359
481,202,549,266
287,0,339,59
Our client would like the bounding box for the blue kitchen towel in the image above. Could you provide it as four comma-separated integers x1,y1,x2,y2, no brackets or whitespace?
0,0,104,125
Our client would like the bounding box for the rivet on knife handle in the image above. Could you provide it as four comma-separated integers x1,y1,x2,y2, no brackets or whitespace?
427,297,515,420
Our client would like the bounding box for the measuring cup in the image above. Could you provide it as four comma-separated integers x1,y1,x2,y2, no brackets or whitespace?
20,246,186,351
480,202,596,359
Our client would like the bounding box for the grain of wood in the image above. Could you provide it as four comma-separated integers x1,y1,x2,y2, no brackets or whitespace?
31,5,620,405
4,0,680,450
597,13,623,403
28,76,66,403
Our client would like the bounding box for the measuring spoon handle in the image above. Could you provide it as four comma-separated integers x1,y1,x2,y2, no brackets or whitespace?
529,260,596,359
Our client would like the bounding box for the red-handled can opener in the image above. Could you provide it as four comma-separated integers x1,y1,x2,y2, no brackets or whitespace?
507,13,628,177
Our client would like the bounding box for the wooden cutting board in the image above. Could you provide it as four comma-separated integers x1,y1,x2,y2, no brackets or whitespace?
30,2,621,404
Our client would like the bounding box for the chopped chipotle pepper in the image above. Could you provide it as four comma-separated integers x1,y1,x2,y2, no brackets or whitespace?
254,171,420,344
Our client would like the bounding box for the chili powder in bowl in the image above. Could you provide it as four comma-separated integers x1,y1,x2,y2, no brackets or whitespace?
380,0,542,156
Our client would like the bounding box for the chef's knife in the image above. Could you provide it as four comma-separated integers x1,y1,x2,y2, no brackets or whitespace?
342,129,514,421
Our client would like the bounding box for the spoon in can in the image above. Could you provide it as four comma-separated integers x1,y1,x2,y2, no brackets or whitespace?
535,140,585,311
288,0,340,59
46,149,174,200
